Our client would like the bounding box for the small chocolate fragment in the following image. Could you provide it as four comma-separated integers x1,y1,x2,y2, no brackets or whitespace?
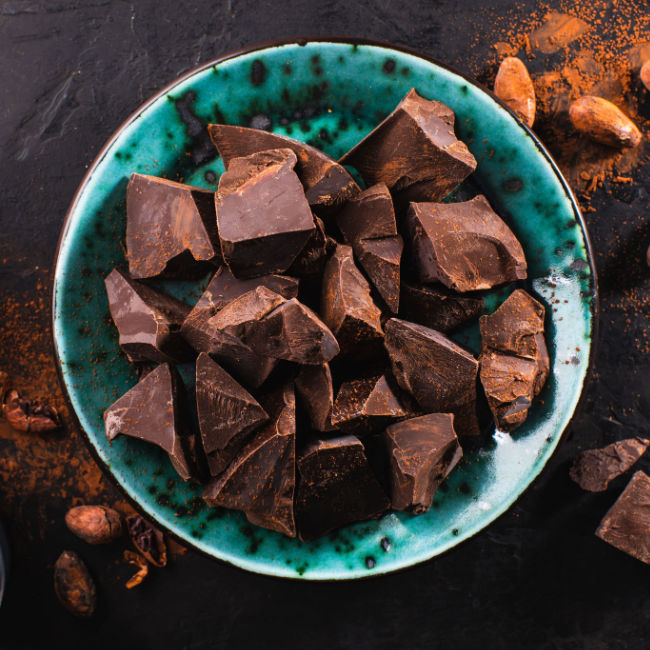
126,515,167,567
105,268,193,364
385,413,463,513
596,471,650,564
203,384,296,537
104,364,199,481
296,434,390,540
400,281,483,332
340,89,476,203
54,551,96,618
321,244,383,353
215,148,315,278
196,353,269,476
354,237,403,312
287,215,333,277
65,505,123,545
384,318,480,436
331,375,409,436
406,196,527,291
295,364,335,431
126,173,219,279
3,389,60,433
123,550,149,589
570,438,650,492
208,124,360,210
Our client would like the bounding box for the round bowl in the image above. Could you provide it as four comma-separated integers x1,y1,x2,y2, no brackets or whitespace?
52,39,597,580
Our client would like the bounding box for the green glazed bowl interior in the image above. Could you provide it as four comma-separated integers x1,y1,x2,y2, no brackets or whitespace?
53,40,596,580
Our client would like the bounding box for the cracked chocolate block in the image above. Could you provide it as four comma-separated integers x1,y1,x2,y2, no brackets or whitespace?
384,318,480,436
104,364,199,481
296,434,390,540
208,124,360,211
321,244,383,353
295,364,335,432
126,173,219,279
215,148,315,278
105,268,193,364
406,195,527,291
340,89,476,203
203,384,296,537
385,413,463,513
196,353,269,476
570,438,650,492
596,471,650,564
331,375,409,436
288,215,334,277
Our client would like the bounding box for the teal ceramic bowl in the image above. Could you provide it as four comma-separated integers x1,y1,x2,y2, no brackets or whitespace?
52,39,597,580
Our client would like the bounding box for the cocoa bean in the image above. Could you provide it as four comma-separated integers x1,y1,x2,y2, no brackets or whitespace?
3,389,60,433
53,550,96,618
494,57,536,127
65,505,123,544
569,96,642,148
126,515,167,567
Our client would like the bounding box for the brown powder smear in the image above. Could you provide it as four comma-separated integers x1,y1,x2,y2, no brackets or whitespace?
529,11,591,53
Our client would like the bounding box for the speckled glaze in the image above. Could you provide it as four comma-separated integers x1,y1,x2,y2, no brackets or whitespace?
52,40,597,580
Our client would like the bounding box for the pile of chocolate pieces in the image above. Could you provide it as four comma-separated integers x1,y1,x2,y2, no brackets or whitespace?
104,89,549,540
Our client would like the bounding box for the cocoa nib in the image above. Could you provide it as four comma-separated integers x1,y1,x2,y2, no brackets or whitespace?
65,505,123,544
53,550,96,618
123,550,149,589
126,515,167,567
3,389,60,432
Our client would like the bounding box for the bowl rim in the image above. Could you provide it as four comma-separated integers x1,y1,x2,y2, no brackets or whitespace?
51,36,600,581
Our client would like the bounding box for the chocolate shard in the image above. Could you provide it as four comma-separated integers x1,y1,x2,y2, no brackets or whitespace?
208,124,360,211
406,195,527,291
479,289,549,430
340,89,476,203
331,375,410,436
596,470,650,564
216,149,315,278
570,438,650,492
126,173,219,279
105,268,193,364
104,364,200,481
195,353,269,476
399,281,484,332
385,413,463,513
296,434,390,540
355,237,403,312
295,364,335,432
321,244,384,353
384,318,480,436
287,215,333,277
203,384,296,537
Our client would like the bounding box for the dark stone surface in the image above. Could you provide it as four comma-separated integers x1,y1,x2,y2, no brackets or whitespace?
0,1,649,649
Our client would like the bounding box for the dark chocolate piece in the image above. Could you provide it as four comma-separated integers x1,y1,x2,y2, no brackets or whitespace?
570,438,650,492
384,318,480,436
321,244,383,353
126,173,219,279
596,471,650,564
295,364,335,431
331,375,409,435
385,413,463,513
340,89,476,202
296,434,390,540
208,124,360,210
336,183,403,312
195,353,269,476
105,268,193,364
406,195,527,291
203,384,296,537
287,215,333,277
479,289,549,430
104,364,199,481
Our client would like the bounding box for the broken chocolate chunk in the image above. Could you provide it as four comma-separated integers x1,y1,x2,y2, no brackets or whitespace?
208,124,360,211
570,438,650,492
384,318,480,436
216,149,315,278
296,434,390,540
340,89,476,203
295,364,335,432
355,237,403,313
126,173,219,279
104,364,200,481
399,281,483,332
331,375,409,436
596,471,650,564
406,195,527,291
287,215,333,277
321,244,383,353
385,413,463,513
105,268,193,364
196,353,269,476
203,384,296,537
